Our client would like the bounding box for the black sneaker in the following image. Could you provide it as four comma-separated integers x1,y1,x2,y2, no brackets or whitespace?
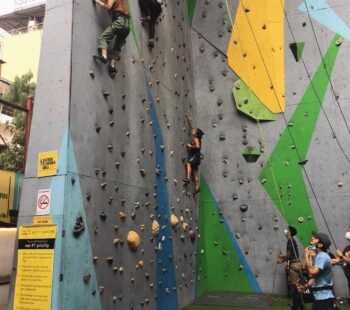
93,54,107,64
140,16,150,22
108,64,117,77
148,39,154,48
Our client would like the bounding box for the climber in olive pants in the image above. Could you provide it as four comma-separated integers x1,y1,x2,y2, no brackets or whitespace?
93,0,130,77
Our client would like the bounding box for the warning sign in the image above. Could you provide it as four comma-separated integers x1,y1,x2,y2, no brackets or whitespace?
36,189,51,215
33,216,52,225
38,151,57,177
13,225,57,310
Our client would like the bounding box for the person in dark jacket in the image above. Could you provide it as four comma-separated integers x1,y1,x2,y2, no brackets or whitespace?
138,0,162,48
277,226,305,310
332,226,350,298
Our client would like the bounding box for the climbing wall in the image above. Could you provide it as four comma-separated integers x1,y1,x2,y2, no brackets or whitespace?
191,0,350,298
8,1,198,309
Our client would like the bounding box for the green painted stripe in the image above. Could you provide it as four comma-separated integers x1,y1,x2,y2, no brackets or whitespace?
127,1,141,56
187,0,197,26
259,35,341,247
197,177,256,297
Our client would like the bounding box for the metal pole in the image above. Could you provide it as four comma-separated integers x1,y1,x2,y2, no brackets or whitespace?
24,96,33,166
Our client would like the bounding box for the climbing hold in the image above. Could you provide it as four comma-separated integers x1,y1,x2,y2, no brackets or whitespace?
137,260,144,268
83,273,91,283
233,80,275,121
127,231,141,251
115,161,120,169
152,220,160,236
171,214,179,227
336,37,343,46
99,286,104,294
73,217,85,237
93,256,98,263
89,70,95,79
140,169,146,177
298,159,308,165
239,205,248,212
189,230,196,242
298,217,304,223
337,182,343,187
100,182,107,189
182,223,189,231
289,42,305,62
106,257,114,264
99,212,107,220
242,146,260,163
119,212,126,220
102,91,110,98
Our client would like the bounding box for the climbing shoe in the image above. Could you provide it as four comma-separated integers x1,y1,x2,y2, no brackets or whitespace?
148,39,154,48
93,53,107,64
108,64,117,77
193,187,201,195
140,16,151,22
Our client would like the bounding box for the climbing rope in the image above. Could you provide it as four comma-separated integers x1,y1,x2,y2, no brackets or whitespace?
277,0,339,249
225,0,339,250
303,1,350,137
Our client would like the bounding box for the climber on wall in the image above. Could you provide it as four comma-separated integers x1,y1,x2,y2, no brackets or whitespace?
277,226,305,310
93,0,130,78
138,0,162,48
183,115,204,195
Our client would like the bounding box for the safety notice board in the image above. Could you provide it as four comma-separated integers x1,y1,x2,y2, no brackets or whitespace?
13,225,57,310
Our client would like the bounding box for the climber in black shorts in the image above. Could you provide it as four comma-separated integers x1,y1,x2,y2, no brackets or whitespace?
138,0,162,48
183,115,204,194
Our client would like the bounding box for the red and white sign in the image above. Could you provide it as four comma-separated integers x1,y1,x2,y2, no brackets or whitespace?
36,189,51,215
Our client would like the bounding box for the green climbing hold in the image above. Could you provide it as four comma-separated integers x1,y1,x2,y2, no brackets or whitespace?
242,146,260,163
289,42,305,62
232,80,276,121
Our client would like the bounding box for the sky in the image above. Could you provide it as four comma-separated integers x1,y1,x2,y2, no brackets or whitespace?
0,0,14,16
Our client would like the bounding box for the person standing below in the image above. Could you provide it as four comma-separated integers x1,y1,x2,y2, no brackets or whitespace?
138,0,162,48
332,226,350,299
182,115,204,195
298,231,335,310
93,0,130,77
277,226,305,310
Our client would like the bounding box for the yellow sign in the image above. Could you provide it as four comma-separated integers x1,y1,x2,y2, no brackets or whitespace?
14,225,57,310
0,170,15,223
33,216,53,225
38,151,57,177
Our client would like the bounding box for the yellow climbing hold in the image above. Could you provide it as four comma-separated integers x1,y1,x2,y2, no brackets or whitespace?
228,0,285,113
171,214,179,227
152,220,160,236
127,231,140,250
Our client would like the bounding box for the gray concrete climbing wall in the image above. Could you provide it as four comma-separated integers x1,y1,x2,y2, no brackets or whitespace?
8,1,198,309
192,0,350,299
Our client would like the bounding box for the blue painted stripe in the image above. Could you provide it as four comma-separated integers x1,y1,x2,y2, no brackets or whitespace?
299,0,350,41
203,178,262,293
50,129,101,309
144,73,179,310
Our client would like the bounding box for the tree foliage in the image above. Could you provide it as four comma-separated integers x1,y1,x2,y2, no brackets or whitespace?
0,72,35,172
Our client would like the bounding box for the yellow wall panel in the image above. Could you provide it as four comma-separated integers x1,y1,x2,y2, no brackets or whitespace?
1,29,42,82
228,0,284,113
0,170,15,223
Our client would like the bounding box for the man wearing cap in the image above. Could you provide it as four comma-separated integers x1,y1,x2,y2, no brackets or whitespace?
277,226,304,310
332,226,350,298
299,231,335,310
